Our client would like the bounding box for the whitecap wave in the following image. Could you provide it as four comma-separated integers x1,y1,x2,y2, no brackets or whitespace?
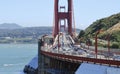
3,63,23,67
3,64,14,67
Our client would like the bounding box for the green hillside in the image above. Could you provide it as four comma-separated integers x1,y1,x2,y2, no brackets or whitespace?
78,12,120,48
85,12,120,35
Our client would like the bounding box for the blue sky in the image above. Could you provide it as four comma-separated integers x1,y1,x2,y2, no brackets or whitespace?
0,0,120,29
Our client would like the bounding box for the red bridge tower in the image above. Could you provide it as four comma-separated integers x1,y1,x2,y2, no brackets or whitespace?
53,0,74,37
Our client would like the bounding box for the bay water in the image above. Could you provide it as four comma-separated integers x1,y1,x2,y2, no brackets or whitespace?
0,44,37,74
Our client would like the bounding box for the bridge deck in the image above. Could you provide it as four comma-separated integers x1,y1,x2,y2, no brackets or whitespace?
41,33,120,67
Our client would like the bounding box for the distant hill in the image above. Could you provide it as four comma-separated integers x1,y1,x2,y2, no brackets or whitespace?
0,23,22,29
0,22,81,43
0,26,80,38
0,27,52,38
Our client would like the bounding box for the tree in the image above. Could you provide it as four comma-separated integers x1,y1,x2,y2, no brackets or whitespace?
78,30,85,38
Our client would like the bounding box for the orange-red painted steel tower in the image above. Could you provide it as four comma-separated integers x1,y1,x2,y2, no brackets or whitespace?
53,0,73,37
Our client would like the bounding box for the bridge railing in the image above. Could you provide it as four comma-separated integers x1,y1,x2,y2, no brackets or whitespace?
41,43,120,62
41,50,120,67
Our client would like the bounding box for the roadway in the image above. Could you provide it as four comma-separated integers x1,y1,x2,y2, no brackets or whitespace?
41,33,120,61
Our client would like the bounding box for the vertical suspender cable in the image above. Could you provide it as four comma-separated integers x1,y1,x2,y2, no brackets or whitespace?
52,12,55,37
72,0,76,36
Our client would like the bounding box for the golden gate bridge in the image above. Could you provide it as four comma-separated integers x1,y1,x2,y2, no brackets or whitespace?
23,0,120,74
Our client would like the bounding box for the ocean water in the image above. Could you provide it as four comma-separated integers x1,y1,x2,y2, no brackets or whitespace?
0,44,37,74
1,44,118,74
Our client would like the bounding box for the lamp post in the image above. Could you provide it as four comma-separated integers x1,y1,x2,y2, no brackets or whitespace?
95,31,100,58
107,34,111,59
